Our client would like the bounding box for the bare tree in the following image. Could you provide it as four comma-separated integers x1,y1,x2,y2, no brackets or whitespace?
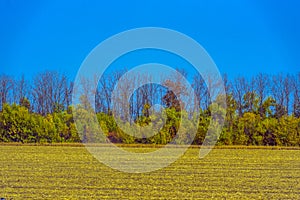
13,74,29,105
271,73,286,118
97,70,123,114
110,68,137,122
292,73,300,117
64,80,73,109
223,74,232,96
129,74,156,119
254,73,269,117
32,71,69,115
233,76,248,117
283,74,292,115
0,74,13,110
192,74,207,111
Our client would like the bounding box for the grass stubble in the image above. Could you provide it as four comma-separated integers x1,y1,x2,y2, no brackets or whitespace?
0,144,299,199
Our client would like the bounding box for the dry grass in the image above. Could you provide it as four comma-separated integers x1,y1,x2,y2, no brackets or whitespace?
0,145,300,199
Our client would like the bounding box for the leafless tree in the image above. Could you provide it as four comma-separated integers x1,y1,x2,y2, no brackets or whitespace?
32,71,68,115
283,74,292,115
0,74,13,110
192,74,207,111
12,74,29,105
96,70,123,114
233,76,248,117
292,73,300,117
271,73,286,118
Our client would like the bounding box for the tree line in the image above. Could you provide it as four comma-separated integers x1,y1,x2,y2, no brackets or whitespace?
0,70,299,145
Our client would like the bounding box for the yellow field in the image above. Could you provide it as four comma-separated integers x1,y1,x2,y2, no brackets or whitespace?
0,145,299,199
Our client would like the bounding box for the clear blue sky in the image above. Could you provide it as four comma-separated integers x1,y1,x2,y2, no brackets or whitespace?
0,0,299,80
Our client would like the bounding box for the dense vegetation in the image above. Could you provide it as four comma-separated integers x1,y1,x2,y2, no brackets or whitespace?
1,146,299,199
0,71,299,145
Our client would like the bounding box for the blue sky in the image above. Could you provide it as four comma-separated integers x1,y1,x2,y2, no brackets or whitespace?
0,0,299,80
